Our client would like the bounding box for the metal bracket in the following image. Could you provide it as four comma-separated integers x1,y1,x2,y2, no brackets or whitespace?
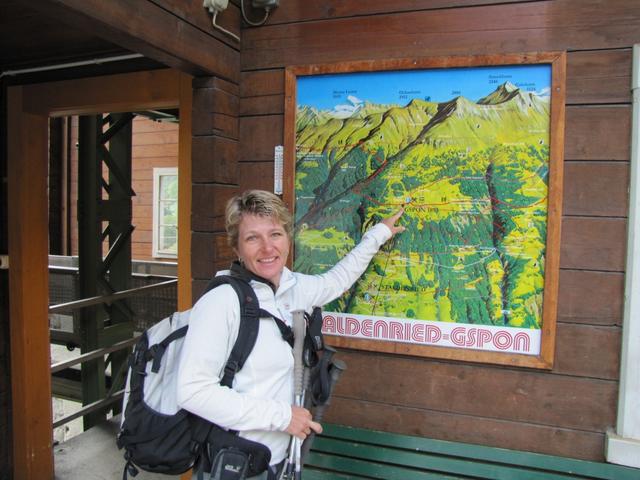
0,255,8,270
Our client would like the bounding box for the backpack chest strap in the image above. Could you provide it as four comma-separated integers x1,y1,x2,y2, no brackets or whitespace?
260,308,294,348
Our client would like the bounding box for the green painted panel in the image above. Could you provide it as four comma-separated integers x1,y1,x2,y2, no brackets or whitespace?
307,452,462,480
303,467,369,480
304,424,640,480
311,437,576,480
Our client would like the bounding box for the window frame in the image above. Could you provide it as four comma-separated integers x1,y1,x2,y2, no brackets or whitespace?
152,167,179,259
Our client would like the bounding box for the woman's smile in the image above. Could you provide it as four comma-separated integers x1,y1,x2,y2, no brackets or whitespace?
235,213,290,288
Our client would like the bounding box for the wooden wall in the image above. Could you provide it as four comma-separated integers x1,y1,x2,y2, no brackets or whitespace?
67,116,179,261
210,0,636,462
130,117,180,261
190,76,241,298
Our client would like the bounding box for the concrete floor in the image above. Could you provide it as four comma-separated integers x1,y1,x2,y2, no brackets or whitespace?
54,416,181,480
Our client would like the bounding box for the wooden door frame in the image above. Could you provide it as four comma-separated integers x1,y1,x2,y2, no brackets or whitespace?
7,68,192,478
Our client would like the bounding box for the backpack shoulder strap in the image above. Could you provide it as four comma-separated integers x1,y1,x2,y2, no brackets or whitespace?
205,275,262,388
203,274,295,387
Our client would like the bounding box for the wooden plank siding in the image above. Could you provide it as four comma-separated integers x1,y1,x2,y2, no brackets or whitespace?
240,1,640,70
219,0,640,462
67,116,180,262
190,75,241,301
131,117,179,261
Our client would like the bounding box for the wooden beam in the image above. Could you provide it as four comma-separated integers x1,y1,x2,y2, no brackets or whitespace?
242,0,537,25
7,86,54,479
22,69,181,117
27,0,240,81
178,73,193,311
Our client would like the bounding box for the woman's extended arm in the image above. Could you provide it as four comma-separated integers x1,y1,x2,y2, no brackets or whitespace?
296,209,405,308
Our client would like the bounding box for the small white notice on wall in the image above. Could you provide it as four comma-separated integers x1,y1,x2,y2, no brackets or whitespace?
274,145,284,194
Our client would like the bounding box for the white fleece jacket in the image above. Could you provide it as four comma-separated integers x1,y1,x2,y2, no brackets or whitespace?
176,223,392,465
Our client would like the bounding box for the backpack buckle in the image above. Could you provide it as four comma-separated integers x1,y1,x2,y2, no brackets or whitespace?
133,348,145,365
189,439,202,456
243,302,259,319
224,360,240,378
147,344,167,373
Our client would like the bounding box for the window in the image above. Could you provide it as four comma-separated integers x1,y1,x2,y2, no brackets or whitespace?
152,168,178,258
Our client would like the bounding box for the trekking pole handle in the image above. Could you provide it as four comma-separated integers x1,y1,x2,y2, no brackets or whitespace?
291,310,306,399
317,358,345,421
300,358,346,463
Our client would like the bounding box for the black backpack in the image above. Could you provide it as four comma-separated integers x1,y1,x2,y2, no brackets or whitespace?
116,274,293,479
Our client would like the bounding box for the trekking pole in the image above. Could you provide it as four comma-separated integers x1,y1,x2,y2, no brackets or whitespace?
281,309,306,480
300,358,346,463
292,309,307,480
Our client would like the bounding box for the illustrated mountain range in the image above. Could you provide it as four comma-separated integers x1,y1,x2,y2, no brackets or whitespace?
294,82,551,329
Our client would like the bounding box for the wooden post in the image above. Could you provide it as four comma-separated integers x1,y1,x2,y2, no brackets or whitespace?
7,86,55,478
178,73,193,311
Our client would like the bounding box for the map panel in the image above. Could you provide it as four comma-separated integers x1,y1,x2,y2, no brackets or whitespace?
293,64,552,355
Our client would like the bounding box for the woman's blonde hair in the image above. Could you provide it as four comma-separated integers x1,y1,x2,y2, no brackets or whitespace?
225,190,293,248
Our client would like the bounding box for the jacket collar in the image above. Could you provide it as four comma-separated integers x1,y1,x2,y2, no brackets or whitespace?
229,260,294,294
229,260,277,292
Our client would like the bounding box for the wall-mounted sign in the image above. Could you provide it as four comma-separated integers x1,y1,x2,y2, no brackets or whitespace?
284,52,566,368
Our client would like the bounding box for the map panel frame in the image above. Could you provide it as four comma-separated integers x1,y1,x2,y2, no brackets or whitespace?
283,52,566,369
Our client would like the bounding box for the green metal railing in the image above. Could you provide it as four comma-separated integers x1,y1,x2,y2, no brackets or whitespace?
49,278,177,429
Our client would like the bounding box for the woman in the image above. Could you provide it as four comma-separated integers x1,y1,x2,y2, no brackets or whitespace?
177,190,404,479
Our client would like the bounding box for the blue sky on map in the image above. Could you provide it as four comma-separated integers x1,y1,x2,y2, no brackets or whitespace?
297,64,551,114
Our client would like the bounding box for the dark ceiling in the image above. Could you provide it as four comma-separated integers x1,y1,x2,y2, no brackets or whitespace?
0,0,164,85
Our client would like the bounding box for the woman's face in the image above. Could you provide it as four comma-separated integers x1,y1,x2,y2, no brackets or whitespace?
235,213,290,288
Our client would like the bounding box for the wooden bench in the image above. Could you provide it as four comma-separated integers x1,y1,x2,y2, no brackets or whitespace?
303,424,640,479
